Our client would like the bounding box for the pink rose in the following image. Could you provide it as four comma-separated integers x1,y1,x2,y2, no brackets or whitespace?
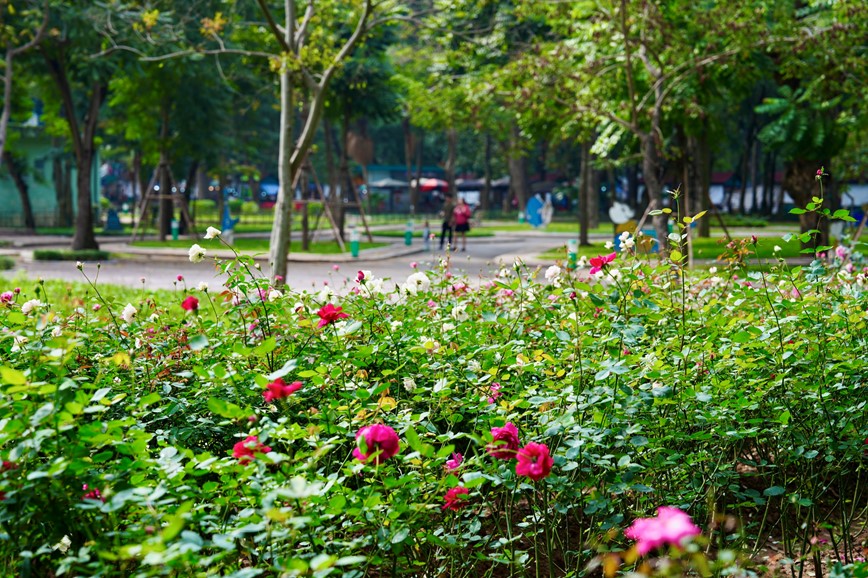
624,506,702,556
515,442,554,481
353,424,400,464
487,422,520,460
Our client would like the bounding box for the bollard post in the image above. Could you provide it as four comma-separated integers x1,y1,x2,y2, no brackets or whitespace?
350,226,360,258
171,219,179,241
567,238,578,271
405,220,414,246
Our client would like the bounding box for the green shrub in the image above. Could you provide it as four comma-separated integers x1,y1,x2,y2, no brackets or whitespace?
32,249,111,261
190,199,217,214
240,201,260,215
228,199,244,213
0,255,13,270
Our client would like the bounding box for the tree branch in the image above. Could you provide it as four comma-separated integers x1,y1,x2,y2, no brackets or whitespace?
256,0,291,53
10,0,50,57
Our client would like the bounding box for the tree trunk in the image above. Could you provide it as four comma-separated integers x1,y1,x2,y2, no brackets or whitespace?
641,135,669,257
695,132,711,237
268,44,295,282
481,133,491,214
508,124,528,214
4,152,35,231
783,159,829,248
445,128,457,196
73,148,98,249
578,143,591,246
587,153,599,229
402,117,416,214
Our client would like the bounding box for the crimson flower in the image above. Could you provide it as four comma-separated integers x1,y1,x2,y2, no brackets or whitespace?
1,461,17,472
487,422,520,460
624,506,702,556
442,486,470,511
181,296,199,311
589,252,617,275
82,484,105,502
316,303,349,328
263,378,303,402
515,442,554,481
233,435,272,464
353,424,400,464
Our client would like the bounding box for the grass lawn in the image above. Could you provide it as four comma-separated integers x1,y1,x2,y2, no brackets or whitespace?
538,234,807,262
132,237,387,254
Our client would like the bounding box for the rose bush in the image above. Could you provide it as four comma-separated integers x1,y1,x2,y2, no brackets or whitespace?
0,231,866,577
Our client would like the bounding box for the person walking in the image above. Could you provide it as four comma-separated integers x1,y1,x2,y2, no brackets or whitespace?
439,193,456,251
453,197,473,252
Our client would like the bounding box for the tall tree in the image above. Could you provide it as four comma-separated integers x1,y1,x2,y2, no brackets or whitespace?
0,0,48,161
38,2,118,250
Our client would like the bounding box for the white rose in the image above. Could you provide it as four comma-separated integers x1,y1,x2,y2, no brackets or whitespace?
188,244,207,263
198,282,209,292
406,272,430,293
121,303,137,323
51,326,63,337
204,226,222,240
21,299,43,315
545,265,562,282
450,305,469,322
268,289,283,302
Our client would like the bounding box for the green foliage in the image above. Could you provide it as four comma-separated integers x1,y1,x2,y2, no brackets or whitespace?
0,255,13,270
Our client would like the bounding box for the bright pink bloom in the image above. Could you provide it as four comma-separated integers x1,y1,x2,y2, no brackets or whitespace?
356,271,365,283
82,484,105,502
0,292,12,303
316,303,349,328
442,486,470,511
515,442,554,481
263,378,303,402
624,506,702,556
410,261,418,269
177,275,184,282
487,383,502,404
333,264,340,271
589,252,617,275
233,436,272,464
445,452,463,471
427,300,437,308
353,424,400,464
181,296,199,311
487,422,520,460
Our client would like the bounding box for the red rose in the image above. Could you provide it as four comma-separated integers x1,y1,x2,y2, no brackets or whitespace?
515,442,554,481
442,486,470,511
233,435,272,464
353,424,400,464
589,252,617,275
263,378,303,402
487,422,520,460
316,303,349,328
181,296,199,311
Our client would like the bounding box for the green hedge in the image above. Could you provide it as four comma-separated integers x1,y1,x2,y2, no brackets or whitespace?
32,249,111,261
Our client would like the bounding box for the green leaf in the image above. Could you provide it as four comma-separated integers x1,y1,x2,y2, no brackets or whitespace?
1,366,26,385
763,486,786,497
404,427,422,453
207,397,245,419
789,208,807,215
189,335,209,351
252,337,277,356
